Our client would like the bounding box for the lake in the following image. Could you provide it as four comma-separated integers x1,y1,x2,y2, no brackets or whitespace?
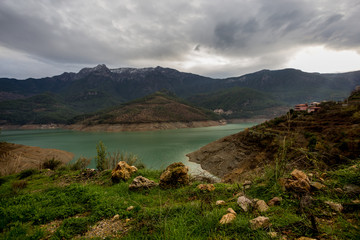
1,123,256,174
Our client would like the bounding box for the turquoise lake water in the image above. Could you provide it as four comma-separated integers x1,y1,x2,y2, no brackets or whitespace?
1,123,256,173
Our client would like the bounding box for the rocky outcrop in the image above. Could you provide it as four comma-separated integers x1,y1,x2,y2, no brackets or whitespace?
187,129,277,182
159,162,189,189
111,161,137,182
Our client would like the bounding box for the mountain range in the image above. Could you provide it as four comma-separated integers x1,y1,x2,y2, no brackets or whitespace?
1,64,359,125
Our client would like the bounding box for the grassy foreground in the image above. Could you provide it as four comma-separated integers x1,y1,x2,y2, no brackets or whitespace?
0,161,359,239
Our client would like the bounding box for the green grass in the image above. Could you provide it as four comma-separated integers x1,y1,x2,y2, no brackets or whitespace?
0,161,359,239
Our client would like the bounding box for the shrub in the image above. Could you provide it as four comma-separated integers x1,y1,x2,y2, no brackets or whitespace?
54,217,90,239
69,157,91,170
18,169,39,179
11,180,28,192
95,141,107,171
42,158,62,170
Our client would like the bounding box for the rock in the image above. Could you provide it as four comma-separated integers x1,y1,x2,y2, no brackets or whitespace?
237,196,253,212
268,197,282,206
249,216,270,230
216,200,226,206
129,176,156,190
219,213,236,224
125,218,131,223
334,187,343,193
112,214,120,221
126,206,134,211
311,181,326,190
325,201,343,212
197,184,215,192
268,232,278,238
243,180,252,189
255,200,269,212
296,237,317,240
291,169,310,182
344,184,360,194
285,178,311,193
227,208,237,215
159,162,189,189
111,161,137,182
283,169,311,194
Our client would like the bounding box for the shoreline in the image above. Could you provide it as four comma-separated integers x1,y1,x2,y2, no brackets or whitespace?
0,118,267,132
0,142,74,176
1,120,226,132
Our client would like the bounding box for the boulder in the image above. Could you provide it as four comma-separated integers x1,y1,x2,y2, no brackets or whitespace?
255,200,269,212
268,197,282,206
249,216,270,230
129,176,157,190
159,162,189,189
111,161,137,182
197,184,215,192
216,200,226,206
237,196,253,212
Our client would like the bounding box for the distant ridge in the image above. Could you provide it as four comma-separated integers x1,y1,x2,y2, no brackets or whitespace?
1,64,360,126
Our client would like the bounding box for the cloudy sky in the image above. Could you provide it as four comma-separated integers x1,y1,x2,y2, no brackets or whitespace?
0,0,360,79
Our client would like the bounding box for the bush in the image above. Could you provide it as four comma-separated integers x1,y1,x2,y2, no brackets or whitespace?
11,180,28,192
42,158,62,170
54,217,90,239
69,157,91,170
95,141,107,171
18,169,39,179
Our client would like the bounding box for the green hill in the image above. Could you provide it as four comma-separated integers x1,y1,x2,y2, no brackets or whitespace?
0,93,77,125
72,91,221,125
188,87,286,118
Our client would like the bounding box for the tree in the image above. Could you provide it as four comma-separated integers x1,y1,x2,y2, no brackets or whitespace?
95,141,107,171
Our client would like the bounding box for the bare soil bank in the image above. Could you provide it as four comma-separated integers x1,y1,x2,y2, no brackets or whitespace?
0,142,74,175
65,120,225,132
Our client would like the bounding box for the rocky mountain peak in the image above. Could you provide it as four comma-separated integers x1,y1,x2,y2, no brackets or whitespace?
76,64,111,78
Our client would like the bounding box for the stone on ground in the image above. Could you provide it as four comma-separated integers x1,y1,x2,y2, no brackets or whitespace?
310,181,326,190
237,196,253,212
216,200,226,205
255,200,269,212
111,161,137,182
197,184,215,191
268,197,282,206
129,176,156,190
249,216,270,230
325,201,343,212
159,162,189,189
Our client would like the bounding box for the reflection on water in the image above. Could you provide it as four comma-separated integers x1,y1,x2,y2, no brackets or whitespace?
1,123,257,173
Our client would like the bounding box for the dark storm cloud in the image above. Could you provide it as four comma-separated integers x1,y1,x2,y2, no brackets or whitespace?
0,0,359,78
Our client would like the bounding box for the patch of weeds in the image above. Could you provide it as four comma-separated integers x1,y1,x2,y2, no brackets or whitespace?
0,221,44,240
18,169,39,179
53,217,91,239
42,157,62,170
11,180,28,193
327,161,360,186
69,156,91,170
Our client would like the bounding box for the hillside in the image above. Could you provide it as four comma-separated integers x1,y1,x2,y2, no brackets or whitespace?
67,92,222,131
1,157,359,239
187,87,287,119
1,65,359,126
0,93,77,125
187,90,360,183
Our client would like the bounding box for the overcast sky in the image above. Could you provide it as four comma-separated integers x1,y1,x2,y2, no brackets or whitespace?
0,0,360,79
